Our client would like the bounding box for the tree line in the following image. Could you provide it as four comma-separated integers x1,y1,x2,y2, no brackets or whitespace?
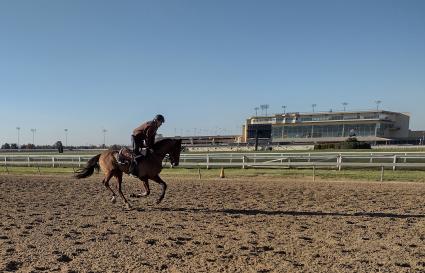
1,141,124,150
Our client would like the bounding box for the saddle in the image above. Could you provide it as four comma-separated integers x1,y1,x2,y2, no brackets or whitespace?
116,147,135,165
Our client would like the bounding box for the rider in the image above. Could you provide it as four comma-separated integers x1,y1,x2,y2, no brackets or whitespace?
129,114,165,176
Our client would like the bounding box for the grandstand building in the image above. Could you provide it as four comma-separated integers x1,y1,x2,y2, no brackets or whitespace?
243,110,410,144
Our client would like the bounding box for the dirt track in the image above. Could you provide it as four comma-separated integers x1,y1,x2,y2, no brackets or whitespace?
1,173,425,273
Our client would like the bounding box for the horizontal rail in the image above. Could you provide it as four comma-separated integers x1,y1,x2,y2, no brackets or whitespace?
1,152,425,170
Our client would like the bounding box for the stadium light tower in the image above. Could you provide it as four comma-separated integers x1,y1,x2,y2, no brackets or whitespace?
30,128,36,146
342,102,348,111
282,105,287,114
64,129,68,147
260,104,269,116
312,104,317,113
254,107,259,116
102,129,107,147
375,100,382,111
16,127,20,148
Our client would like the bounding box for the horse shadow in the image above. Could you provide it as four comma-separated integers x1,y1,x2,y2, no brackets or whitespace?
142,207,425,219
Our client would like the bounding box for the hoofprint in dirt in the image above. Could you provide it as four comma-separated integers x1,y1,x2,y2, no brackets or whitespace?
0,174,424,273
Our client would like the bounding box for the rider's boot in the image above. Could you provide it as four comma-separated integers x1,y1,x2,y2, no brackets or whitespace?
128,159,138,177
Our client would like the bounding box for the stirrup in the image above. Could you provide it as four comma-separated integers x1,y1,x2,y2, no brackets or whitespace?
128,160,138,177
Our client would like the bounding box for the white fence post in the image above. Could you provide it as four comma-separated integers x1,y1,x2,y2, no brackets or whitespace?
27,156,30,167
380,166,384,181
393,155,397,171
338,155,343,171
242,156,246,169
336,154,340,170
52,157,55,168
78,157,81,168
206,155,210,169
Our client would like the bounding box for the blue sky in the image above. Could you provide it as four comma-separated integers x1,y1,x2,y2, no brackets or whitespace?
1,0,424,146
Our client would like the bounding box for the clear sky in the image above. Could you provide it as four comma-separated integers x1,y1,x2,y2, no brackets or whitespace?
1,0,424,146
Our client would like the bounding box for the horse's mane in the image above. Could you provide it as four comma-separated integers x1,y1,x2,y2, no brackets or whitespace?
153,138,177,149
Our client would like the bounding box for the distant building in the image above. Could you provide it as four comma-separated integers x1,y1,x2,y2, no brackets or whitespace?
164,135,241,145
404,130,425,145
243,110,410,144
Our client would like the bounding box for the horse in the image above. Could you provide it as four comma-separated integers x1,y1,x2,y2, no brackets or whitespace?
75,138,182,209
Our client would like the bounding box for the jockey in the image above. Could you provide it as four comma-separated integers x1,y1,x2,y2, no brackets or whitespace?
129,114,165,176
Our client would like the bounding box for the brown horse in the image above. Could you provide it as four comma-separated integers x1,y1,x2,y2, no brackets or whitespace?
75,138,182,209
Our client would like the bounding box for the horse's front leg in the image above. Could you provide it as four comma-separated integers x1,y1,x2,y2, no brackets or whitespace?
140,178,150,196
131,177,150,198
151,175,167,204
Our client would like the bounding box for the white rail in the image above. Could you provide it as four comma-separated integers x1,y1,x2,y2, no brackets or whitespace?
1,152,425,170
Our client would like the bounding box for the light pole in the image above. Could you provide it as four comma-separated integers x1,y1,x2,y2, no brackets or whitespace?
64,129,68,147
260,104,269,116
342,102,348,111
16,127,20,148
375,100,382,111
30,128,36,146
282,105,287,114
312,104,317,113
102,129,107,147
254,107,259,116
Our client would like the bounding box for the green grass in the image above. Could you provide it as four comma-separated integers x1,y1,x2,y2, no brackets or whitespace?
0,166,77,175
160,168,425,182
2,166,423,182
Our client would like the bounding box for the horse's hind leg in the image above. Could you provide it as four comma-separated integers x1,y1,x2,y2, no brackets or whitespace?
151,175,167,204
115,173,131,209
103,172,117,203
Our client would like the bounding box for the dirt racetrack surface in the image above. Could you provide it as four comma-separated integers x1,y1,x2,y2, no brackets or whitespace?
1,173,425,273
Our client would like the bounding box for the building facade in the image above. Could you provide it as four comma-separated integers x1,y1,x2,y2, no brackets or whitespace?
243,110,410,144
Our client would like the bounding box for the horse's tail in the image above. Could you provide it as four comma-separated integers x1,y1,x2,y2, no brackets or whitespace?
75,154,101,179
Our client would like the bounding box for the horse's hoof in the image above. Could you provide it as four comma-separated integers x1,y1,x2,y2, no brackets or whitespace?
111,196,116,203
125,203,132,210
156,198,163,204
130,192,149,198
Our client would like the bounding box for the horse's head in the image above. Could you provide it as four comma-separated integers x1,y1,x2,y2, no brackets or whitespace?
168,139,182,166
154,138,183,167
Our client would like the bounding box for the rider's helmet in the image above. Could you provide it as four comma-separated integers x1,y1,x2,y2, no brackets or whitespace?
154,114,165,123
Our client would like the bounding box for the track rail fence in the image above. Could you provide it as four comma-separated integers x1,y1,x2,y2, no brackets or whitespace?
1,152,425,171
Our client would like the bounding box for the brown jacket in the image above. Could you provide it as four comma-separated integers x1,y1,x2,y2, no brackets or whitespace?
132,121,159,147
